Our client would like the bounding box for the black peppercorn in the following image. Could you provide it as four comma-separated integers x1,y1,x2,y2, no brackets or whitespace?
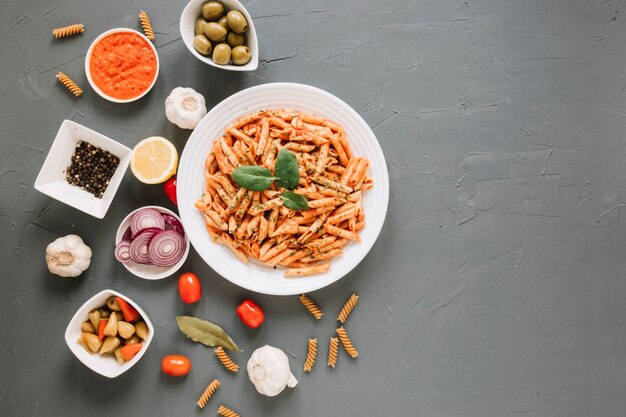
65,140,120,199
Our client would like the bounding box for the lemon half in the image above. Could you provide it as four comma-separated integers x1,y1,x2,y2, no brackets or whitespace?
130,136,178,184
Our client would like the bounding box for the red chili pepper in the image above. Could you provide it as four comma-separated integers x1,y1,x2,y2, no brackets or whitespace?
98,319,108,340
116,297,139,322
164,176,177,205
178,272,202,304
236,299,265,328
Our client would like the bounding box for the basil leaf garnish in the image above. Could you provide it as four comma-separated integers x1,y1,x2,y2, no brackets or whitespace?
274,148,300,190
232,166,277,191
280,191,309,211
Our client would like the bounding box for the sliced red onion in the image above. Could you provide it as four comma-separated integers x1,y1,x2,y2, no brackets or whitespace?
147,230,186,267
162,213,185,237
130,208,165,236
121,226,133,242
115,240,132,263
129,227,161,264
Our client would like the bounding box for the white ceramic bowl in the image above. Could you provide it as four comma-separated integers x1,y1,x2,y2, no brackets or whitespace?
115,206,190,280
180,0,259,72
177,83,390,295
34,120,131,219
85,28,159,103
64,289,154,378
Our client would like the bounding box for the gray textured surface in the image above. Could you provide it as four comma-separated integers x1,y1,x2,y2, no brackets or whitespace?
2,0,626,416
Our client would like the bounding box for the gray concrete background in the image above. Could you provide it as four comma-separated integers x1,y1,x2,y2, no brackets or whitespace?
2,0,626,416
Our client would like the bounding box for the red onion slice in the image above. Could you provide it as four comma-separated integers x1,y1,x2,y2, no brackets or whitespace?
130,208,165,236
129,227,161,264
147,230,186,267
115,240,132,263
162,213,185,237
121,226,133,243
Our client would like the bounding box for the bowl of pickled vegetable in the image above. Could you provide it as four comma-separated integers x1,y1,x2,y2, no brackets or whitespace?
180,0,258,71
64,290,154,378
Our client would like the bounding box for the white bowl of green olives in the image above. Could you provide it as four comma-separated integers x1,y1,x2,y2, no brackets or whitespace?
180,0,258,71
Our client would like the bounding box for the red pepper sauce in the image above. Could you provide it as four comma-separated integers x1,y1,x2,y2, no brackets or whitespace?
89,32,157,100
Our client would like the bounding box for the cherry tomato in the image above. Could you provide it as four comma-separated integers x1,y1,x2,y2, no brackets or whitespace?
236,299,265,328
164,176,177,205
162,355,191,376
178,272,202,304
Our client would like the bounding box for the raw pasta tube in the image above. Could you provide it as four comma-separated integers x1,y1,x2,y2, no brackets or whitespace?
214,346,239,373
337,293,359,324
52,23,84,38
336,326,358,358
217,405,240,417
303,338,317,372
299,294,323,320
197,379,220,408
327,337,339,368
138,10,155,41
56,72,83,97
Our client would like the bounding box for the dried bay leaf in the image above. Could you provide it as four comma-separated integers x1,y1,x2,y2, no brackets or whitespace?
176,316,242,351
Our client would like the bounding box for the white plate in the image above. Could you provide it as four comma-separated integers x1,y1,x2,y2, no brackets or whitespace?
177,83,389,295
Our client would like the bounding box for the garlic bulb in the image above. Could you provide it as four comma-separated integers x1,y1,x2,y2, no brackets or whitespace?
247,345,298,397
45,234,92,277
165,87,207,129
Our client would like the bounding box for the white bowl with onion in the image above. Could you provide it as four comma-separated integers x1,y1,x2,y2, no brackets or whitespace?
115,206,189,280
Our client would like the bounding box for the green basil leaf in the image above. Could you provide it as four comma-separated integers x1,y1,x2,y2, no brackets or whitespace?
176,316,242,351
280,191,309,211
274,148,300,190
232,166,277,191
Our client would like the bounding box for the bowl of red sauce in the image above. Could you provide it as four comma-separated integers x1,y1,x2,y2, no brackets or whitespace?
85,28,159,103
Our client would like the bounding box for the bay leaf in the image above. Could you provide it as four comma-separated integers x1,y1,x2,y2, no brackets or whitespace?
176,316,242,351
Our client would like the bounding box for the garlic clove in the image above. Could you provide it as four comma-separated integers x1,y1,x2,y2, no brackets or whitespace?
104,310,118,337
100,336,121,354
135,321,148,340
114,346,126,364
125,335,141,345
83,332,102,353
106,297,122,311
77,334,91,353
88,309,101,330
81,321,96,333
117,321,135,339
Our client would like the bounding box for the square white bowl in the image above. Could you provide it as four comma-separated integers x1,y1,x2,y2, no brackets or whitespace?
64,289,154,378
34,120,131,219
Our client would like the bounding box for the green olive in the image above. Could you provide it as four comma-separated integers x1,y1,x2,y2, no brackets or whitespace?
202,1,225,21
226,10,248,34
227,32,245,48
231,45,251,65
195,18,208,35
216,15,228,30
212,43,231,65
203,22,227,42
193,35,212,56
